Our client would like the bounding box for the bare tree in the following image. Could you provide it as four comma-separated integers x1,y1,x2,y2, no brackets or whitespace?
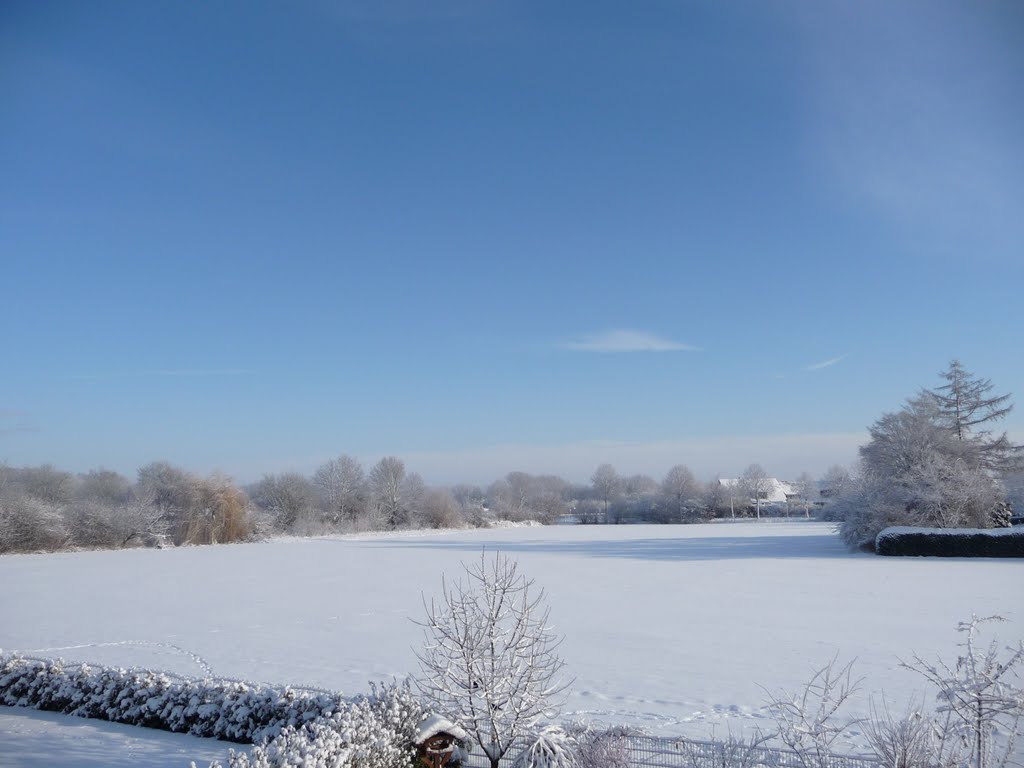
451,484,484,507
0,493,68,553
902,615,1024,768
739,464,772,519
13,464,75,505
492,471,534,521
451,484,486,526
820,465,852,501
616,474,659,523
660,465,701,522
762,655,863,768
414,551,571,768
864,696,962,768
76,469,132,506
250,472,317,532
402,471,426,526
529,475,570,524
370,456,408,529
312,454,367,526
487,473,568,524
793,472,817,518
137,461,199,544
591,464,619,524
420,488,465,529
109,489,170,548
702,475,733,519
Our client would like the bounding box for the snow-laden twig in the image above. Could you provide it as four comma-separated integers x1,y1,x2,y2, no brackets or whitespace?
901,614,1024,768
761,654,863,768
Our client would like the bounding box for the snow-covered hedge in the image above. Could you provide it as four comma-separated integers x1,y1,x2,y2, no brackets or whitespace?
0,654,345,743
0,653,431,768
211,682,428,768
875,525,1024,557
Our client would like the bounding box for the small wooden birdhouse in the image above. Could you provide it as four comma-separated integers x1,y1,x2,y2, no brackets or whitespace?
414,714,468,768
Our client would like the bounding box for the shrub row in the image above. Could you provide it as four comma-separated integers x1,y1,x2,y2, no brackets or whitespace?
0,654,345,744
875,525,1024,557
0,653,432,767
213,682,429,768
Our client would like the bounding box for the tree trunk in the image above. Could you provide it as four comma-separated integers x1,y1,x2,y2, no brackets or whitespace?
976,698,984,768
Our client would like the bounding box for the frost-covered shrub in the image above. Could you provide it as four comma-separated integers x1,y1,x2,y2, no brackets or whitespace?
511,727,580,768
0,494,68,553
0,654,345,743
211,681,427,768
0,654,436,768
875,526,1024,557
990,501,1013,528
566,724,633,768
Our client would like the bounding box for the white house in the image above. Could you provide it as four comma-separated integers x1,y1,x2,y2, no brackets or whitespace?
718,477,795,505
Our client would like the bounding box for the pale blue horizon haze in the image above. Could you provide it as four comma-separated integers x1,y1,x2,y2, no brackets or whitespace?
2,1,1022,486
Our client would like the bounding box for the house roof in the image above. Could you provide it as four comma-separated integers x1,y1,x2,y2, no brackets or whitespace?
718,477,795,503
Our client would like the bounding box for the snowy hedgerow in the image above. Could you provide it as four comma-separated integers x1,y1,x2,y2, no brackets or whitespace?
209,681,428,768
875,525,1024,557
0,654,345,743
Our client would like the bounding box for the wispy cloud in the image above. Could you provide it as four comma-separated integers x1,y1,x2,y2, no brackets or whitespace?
0,409,40,436
141,369,254,377
803,354,848,371
562,330,700,353
73,369,254,381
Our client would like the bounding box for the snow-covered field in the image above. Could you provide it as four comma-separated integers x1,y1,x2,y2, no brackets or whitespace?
2,521,1021,761
0,706,248,767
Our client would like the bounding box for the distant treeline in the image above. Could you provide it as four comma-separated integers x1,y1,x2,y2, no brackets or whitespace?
0,458,832,554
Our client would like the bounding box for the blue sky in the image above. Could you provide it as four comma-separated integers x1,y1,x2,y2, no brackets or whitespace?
2,0,1022,485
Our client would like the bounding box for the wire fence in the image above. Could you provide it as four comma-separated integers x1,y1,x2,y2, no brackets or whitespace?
461,734,879,768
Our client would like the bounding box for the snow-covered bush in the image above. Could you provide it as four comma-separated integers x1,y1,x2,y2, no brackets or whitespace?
864,697,962,768
902,615,1024,768
512,727,580,768
0,493,68,553
566,724,633,768
762,656,862,768
875,525,1024,557
0,653,435,768
0,654,345,743
209,681,427,768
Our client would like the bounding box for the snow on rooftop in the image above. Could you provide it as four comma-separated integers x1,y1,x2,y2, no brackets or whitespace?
414,713,467,745
717,478,795,503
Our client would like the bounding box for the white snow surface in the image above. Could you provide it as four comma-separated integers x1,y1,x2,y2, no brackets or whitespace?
0,706,247,767
2,522,1021,753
